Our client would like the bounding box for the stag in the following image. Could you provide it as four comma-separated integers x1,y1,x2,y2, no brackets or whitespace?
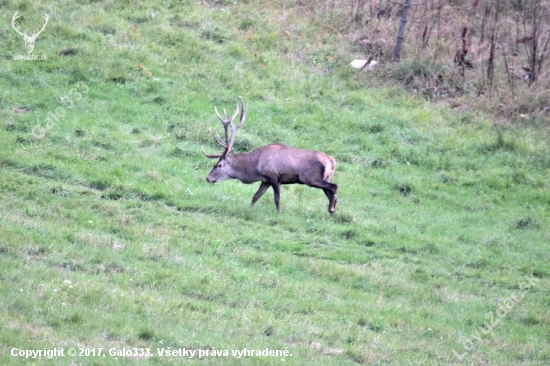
202,97,338,214
11,11,49,54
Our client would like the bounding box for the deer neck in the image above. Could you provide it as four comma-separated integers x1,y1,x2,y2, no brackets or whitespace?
229,151,262,183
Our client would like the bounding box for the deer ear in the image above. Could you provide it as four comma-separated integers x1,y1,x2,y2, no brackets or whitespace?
225,150,234,160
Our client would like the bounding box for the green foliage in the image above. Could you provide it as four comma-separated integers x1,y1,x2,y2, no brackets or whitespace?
0,1,549,365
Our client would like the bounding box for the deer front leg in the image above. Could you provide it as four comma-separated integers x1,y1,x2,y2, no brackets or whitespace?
262,178,281,212
251,182,270,206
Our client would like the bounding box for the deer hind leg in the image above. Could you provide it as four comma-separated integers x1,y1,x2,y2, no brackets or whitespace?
325,157,337,213
322,186,338,214
323,184,338,214
300,164,338,214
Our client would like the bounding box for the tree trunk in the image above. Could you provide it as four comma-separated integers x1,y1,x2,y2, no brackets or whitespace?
528,0,540,85
392,0,411,62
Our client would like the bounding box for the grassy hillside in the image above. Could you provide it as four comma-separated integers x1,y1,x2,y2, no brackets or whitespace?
1,0,549,365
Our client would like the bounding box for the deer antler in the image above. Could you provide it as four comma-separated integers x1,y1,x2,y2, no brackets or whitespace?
30,14,49,41
209,128,228,148
11,12,49,54
202,97,247,159
201,145,224,159
225,96,247,155
214,101,239,144
11,11,27,39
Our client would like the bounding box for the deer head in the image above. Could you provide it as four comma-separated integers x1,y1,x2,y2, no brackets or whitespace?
202,97,248,183
12,11,49,54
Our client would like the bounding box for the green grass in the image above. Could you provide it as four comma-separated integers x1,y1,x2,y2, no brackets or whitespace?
1,0,549,365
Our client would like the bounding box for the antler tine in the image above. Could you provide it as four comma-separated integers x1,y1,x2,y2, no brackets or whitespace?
224,101,240,149
34,14,49,38
214,102,240,124
214,105,231,148
235,96,247,129
11,11,27,37
214,106,230,125
207,98,245,158
213,101,240,153
209,128,227,148
225,98,246,155
228,101,240,124
202,145,223,159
